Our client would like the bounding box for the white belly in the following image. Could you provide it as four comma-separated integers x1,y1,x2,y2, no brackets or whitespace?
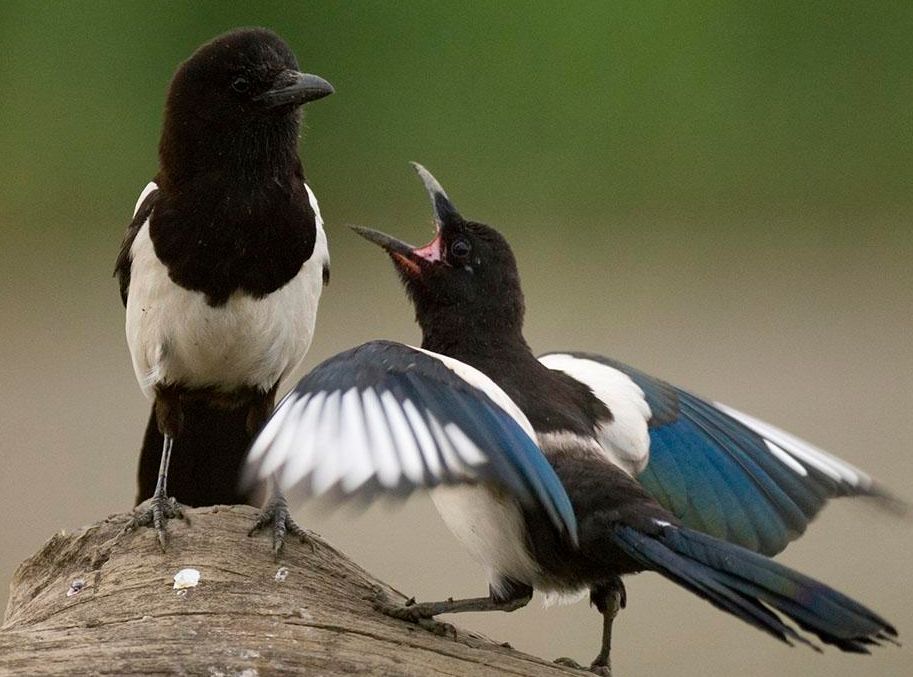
430,484,591,604
430,484,541,595
125,217,328,398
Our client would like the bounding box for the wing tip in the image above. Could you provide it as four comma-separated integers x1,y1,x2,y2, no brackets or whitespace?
857,483,911,518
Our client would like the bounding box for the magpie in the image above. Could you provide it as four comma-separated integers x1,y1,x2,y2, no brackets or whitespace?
245,164,899,673
115,28,333,551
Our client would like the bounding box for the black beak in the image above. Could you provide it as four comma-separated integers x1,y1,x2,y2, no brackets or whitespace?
351,226,418,259
410,162,462,229
351,163,462,275
256,70,334,109
350,225,443,278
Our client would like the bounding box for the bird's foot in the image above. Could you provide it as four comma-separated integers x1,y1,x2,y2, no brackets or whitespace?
553,657,610,676
248,494,315,559
123,493,188,551
372,590,457,638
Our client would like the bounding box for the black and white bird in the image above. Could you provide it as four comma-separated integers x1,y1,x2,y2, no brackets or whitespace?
245,164,899,672
115,28,333,550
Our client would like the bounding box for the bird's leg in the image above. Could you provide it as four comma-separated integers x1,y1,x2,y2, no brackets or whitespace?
124,386,188,550
245,382,278,436
553,578,626,675
374,578,532,637
246,384,314,559
248,475,315,559
590,578,627,676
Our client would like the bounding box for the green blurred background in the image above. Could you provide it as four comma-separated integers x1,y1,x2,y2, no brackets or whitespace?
1,2,911,675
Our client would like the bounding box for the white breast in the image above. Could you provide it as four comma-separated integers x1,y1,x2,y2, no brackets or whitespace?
124,184,329,398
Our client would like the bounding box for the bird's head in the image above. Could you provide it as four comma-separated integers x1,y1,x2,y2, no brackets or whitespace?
353,164,526,347
160,28,334,181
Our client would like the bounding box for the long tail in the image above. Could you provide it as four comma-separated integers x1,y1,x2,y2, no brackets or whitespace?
612,522,897,652
136,402,255,507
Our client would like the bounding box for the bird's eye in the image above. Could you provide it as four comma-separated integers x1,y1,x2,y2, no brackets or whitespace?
450,238,471,261
231,77,250,94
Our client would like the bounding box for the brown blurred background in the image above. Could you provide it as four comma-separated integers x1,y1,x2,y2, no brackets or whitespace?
1,2,911,675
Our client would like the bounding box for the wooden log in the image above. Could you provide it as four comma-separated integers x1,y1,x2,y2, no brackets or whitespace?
0,505,575,676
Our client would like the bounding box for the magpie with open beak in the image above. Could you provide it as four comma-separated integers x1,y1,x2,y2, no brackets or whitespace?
115,28,333,552
245,164,899,673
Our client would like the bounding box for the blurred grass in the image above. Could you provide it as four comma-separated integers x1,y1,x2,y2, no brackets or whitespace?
0,3,911,676
0,1,911,249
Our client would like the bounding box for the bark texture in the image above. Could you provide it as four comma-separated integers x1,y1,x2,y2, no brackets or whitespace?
0,505,576,676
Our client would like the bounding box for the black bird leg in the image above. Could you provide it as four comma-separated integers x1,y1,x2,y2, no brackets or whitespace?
590,578,627,675
556,578,627,676
125,386,188,550
245,384,314,559
375,579,533,637
248,476,314,559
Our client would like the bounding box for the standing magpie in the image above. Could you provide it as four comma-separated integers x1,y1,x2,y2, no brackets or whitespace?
245,164,899,672
115,28,333,551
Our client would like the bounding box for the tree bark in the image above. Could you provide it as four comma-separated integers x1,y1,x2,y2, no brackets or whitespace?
0,505,575,676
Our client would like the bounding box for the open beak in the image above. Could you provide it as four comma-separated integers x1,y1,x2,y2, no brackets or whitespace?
351,163,460,276
256,70,335,109
351,226,442,277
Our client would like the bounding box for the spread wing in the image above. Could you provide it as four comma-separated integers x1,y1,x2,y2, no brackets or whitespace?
246,340,578,542
114,181,159,306
540,351,896,555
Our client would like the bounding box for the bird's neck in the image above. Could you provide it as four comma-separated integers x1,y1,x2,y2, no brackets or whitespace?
159,116,302,191
420,313,533,375
420,312,607,438
148,119,315,306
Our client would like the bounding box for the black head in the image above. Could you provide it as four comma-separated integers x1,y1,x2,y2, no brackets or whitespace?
353,164,526,350
159,28,333,185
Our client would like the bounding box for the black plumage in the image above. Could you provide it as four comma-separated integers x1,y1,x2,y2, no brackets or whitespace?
137,397,251,506
116,27,333,550
340,163,898,672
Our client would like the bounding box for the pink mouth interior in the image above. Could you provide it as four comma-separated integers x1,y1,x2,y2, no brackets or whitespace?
391,230,443,276
412,232,443,263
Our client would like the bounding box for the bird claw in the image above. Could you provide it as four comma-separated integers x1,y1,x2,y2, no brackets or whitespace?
372,590,457,638
248,495,315,559
123,494,188,551
373,590,424,620
553,657,612,676
554,657,586,669
416,617,457,638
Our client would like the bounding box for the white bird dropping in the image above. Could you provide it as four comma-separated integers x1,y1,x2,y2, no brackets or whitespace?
173,568,201,590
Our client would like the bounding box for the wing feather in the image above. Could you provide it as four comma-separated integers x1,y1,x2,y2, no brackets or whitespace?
246,340,578,541
540,351,897,555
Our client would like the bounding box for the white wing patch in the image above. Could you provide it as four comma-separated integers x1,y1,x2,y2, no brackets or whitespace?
247,346,533,499
713,402,874,489
539,353,651,475
133,181,158,217
305,182,331,276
